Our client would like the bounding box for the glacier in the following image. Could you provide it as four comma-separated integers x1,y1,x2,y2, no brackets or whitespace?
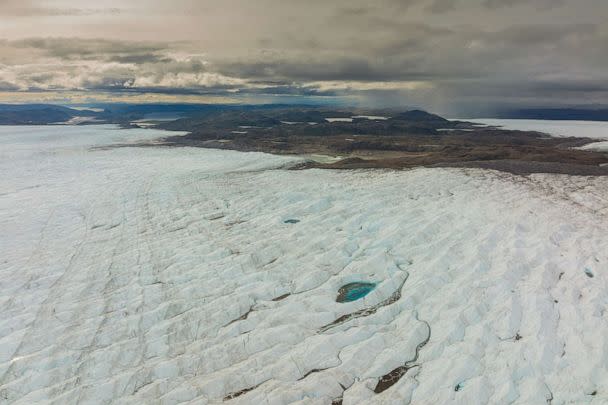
461,118,608,155
1,125,608,404
462,118,608,140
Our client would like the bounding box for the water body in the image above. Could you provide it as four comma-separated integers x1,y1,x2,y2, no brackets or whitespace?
336,282,376,302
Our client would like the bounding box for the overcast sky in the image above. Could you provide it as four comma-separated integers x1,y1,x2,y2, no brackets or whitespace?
0,0,607,115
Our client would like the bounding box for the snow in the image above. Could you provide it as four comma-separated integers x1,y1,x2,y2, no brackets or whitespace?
352,115,388,120
325,118,354,123
460,118,608,152
325,116,389,123
579,141,608,152
2,125,608,404
461,118,608,140
70,107,105,113
59,117,102,125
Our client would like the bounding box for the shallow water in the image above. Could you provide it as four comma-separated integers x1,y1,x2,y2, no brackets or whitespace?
337,282,376,302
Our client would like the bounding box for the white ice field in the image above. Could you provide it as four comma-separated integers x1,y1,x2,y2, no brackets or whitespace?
464,119,608,154
1,124,608,404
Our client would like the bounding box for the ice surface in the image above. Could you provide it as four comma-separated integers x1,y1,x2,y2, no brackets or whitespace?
325,116,389,123
579,141,608,152
462,118,608,153
461,118,608,140
325,118,354,123
1,125,608,404
351,116,388,120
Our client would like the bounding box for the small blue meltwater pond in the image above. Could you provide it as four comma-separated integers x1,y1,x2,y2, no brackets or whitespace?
337,282,376,303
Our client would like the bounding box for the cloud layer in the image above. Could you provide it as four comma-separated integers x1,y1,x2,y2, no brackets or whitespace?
0,0,607,115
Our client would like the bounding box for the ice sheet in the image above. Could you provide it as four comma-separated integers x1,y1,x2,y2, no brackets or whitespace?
461,118,608,140
1,125,608,404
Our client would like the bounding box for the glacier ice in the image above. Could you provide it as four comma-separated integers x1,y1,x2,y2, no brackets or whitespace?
1,125,608,404
461,118,608,140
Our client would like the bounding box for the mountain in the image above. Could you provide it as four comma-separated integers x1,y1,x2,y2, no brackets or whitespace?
0,104,93,125
389,110,449,123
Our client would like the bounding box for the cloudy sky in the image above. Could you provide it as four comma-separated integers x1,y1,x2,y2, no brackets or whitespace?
1,0,607,115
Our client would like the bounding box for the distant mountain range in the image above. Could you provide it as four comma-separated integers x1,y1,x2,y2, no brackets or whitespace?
4,103,608,126
0,104,95,125
0,103,450,128
0,103,332,125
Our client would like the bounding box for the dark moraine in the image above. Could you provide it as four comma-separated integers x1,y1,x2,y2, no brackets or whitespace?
152,106,608,176
374,365,410,393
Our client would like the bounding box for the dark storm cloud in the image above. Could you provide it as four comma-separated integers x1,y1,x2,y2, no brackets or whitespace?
483,0,564,9
11,7,121,16
108,54,172,64
0,81,20,91
10,38,168,61
0,1,123,17
425,1,456,14
215,21,606,83
0,0,607,113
